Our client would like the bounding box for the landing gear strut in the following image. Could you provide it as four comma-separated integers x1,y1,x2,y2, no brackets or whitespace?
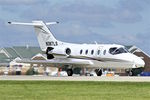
129,70,133,76
95,69,102,76
126,69,133,76
67,69,73,76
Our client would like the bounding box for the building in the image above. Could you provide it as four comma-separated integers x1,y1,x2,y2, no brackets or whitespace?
127,45,150,72
0,46,45,75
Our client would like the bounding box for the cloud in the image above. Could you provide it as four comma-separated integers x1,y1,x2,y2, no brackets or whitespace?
0,0,47,5
104,32,150,55
19,3,114,28
19,0,146,28
16,0,150,41
118,0,150,10
135,33,150,54
60,1,144,24
0,19,38,47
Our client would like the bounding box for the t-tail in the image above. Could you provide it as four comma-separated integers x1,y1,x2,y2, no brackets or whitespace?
8,21,63,52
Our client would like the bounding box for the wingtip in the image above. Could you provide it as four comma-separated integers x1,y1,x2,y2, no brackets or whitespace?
8,22,11,24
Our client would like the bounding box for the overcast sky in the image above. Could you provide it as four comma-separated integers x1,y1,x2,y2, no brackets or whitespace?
0,0,150,54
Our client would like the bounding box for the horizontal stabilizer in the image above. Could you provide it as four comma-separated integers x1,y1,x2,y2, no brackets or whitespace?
8,21,59,27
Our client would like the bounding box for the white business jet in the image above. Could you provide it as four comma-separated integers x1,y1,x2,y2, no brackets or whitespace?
8,21,145,76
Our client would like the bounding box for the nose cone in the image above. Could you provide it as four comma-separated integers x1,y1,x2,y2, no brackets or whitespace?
133,56,145,68
119,53,145,68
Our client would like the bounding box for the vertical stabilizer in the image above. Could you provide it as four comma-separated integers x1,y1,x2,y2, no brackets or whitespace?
32,21,59,51
8,21,62,51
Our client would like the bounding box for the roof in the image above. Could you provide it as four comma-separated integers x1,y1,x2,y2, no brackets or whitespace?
0,53,8,60
0,46,42,64
125,45,150,57
13,46,42,58
0,53,10,64
4,47,18,58
32,53,47,60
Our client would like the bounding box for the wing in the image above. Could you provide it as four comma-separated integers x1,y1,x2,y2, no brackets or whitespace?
15,58,94,68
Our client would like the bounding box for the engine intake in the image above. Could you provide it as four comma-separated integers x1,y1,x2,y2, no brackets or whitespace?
65,48,71,55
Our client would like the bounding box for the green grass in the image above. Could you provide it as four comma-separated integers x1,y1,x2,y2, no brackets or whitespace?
0,81,150,100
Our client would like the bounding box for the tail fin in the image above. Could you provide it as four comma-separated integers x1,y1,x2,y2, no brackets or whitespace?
8,21,62,51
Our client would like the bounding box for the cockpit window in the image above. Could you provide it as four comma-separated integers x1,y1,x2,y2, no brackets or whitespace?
109,47,117,54
109,47,128,55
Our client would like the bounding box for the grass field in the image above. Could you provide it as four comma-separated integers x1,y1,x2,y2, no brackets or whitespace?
0,81,150,100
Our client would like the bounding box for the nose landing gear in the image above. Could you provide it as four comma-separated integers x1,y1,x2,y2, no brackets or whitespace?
127,68,144,76
129,70,133,76
67,69,73,76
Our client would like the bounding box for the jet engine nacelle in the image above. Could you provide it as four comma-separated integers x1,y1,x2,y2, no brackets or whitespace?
47,46,71,58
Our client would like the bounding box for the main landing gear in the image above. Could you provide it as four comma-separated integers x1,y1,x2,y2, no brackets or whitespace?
126,69,133,76
66,68,103,76
95,69,102,76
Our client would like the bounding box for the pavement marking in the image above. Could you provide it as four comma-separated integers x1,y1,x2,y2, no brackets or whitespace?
0,76,150,82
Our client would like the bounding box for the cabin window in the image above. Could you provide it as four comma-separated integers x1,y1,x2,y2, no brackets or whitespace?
91,50,94,55
85,50,88,55
103,50,106,55
80,50,83,54
97,50,100,55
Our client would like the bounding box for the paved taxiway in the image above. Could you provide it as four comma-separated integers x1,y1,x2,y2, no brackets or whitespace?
0,76,150,82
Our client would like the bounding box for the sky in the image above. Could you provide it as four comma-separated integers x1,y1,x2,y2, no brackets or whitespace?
0,0,150,54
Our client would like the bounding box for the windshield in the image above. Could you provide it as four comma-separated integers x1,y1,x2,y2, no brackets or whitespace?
109,47,128,55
